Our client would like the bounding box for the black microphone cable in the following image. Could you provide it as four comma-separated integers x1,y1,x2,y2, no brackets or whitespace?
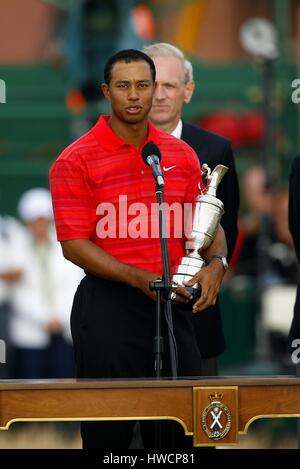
157,186,178,378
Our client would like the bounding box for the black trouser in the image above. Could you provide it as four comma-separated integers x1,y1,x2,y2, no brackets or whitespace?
201,356,218,376
70,274,203,449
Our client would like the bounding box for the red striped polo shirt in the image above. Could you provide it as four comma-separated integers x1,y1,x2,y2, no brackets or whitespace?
49,115,203,275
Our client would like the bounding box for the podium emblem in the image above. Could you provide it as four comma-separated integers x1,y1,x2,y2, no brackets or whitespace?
201,393,231,440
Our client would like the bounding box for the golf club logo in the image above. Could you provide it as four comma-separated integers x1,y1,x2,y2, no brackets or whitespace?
201,392,231,440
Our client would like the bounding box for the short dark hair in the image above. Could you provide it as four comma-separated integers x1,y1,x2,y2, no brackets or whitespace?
104,49,156,85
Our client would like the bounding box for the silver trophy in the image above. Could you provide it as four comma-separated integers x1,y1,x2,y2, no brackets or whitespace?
172,164,228,298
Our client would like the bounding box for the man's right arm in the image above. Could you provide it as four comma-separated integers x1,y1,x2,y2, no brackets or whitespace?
61,239,192,302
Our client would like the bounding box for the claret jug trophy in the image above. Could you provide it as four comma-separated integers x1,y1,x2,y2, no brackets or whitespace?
172,164,228,300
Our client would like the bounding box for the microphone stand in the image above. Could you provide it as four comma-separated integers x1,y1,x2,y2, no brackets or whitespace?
149,180,178,449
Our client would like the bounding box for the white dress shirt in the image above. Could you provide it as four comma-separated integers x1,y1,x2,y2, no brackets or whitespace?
171,119,183,139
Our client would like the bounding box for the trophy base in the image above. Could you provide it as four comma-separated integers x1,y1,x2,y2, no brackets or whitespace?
172,253,205,303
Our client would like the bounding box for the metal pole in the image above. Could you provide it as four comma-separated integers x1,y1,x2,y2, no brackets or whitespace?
273,0,291,62
256,57,277,361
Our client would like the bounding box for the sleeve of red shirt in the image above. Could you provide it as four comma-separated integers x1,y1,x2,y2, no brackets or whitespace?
183,145,205,203
49,154,96,241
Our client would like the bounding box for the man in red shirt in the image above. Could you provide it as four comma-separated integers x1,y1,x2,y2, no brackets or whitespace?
50,49,227,449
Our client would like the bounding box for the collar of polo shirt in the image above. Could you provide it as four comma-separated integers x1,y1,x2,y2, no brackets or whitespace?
92,115,162,151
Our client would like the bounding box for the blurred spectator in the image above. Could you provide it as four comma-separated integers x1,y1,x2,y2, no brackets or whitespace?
236,165,272,277
0,215,24,378
235,165,298,364
44,0,149,101
237,166,297,283
269,188,297,284
9,188,83,379
43,1,153,139
261,188,298,364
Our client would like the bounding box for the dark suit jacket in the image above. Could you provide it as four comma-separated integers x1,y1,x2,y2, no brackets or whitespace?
288,155,300,352
181,122,240,358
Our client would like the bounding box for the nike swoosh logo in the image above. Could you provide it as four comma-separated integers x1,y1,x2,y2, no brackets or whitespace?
163,165,176,172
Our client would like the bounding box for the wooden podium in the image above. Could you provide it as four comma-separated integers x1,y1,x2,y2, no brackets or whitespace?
1,376,300,446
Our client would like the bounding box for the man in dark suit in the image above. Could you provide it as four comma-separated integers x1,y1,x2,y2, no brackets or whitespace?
288,155,300,449
144,43,240,374
288,155,300,374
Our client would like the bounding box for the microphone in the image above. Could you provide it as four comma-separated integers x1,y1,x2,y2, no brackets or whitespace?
142,142,164,186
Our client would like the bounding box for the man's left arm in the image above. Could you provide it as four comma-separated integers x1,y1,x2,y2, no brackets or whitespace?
183,224,227,313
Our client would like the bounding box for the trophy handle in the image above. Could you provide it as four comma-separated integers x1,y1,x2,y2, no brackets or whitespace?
206,165,228,197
